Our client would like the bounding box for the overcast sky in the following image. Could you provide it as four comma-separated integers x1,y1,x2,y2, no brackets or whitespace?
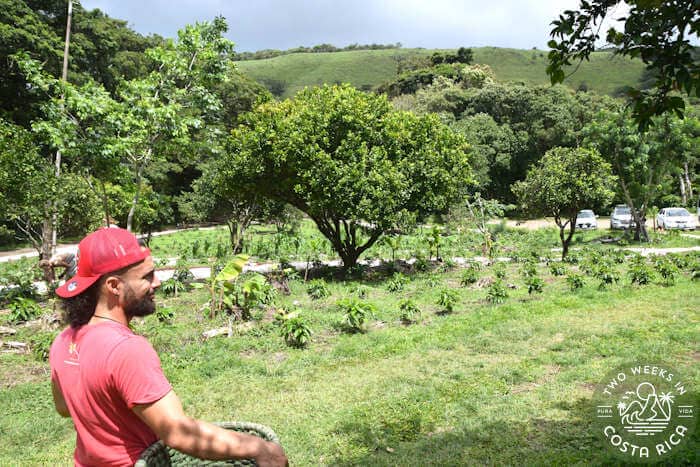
79,0,633,52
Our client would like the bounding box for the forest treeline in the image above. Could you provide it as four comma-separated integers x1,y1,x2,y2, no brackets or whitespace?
233,42,403,61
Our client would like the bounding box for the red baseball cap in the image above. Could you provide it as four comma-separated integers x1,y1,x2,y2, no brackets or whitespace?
56,227,151,298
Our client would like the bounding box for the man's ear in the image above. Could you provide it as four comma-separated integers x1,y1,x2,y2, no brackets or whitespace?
104,275,122,296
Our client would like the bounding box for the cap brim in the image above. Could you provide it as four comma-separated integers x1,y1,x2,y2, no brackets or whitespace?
55,274,102,298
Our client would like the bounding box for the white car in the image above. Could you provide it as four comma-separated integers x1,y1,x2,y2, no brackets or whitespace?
656,207,697,230
575,209,597,230
610,204,636,230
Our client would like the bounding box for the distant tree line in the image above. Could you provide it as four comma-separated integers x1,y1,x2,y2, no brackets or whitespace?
233,42,403,61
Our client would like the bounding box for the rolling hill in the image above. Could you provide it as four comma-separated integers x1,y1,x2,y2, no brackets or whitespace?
235,47,646,99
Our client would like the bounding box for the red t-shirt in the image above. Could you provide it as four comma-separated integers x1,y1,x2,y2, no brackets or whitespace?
49,321,172,466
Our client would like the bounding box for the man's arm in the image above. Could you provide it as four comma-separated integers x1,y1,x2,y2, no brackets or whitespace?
133,390,287,467
51,380,70,417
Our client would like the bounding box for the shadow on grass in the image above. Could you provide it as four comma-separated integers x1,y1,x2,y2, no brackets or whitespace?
330,395,699,466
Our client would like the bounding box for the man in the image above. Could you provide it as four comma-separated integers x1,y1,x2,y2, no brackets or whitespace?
39,251,78,282
50,227,287,467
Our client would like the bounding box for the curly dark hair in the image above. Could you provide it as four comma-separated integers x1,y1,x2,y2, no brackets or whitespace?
59,280,101,328
59,263,137,328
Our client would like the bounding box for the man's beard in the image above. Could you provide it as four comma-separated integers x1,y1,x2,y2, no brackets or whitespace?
123,283,156,318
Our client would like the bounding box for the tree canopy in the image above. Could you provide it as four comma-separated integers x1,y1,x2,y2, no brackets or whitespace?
217,84,472,268
512,146,616,258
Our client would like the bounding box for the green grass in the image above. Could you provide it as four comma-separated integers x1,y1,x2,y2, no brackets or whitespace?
236,47,646,99
1,254,698,465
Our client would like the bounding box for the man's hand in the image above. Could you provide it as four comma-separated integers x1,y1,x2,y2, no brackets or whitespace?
256,440,288,467
134,390,287,466
51,380,70,417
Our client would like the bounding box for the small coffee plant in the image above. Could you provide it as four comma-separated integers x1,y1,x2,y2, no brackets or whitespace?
549,262,566,276
460,267,479,286
628,256,653,286
425,273,443,288
7,297,42,324
398,299,421,324
306,279,330,300
566,273,585,291
525,276,544,294
593,262,620,289
520,260,538,279
653,256,678,285
386,272,409,292
350,283,370,299
486,279,508,304
493,262,507,279
437,288,459,313
276,309,312,348
155,306,175,323
30,330,58,361
338,298,375,333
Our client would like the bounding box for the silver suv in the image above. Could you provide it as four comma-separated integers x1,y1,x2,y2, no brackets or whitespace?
610,204,636,230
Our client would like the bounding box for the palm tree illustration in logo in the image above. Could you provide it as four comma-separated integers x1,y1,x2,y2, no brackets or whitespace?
618,382,674,435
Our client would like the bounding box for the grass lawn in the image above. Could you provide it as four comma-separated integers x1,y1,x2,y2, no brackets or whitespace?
1,255,698,465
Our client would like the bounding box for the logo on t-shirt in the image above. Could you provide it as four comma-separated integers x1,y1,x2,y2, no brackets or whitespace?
64,341,80,366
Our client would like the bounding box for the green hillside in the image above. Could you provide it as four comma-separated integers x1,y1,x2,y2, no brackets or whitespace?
236,47,646,99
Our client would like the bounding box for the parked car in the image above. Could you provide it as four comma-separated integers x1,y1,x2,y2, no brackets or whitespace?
656,207,697,230
610,204,636,230
575,209,597,230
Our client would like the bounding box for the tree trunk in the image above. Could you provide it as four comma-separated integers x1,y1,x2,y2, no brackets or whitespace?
556,216,576,261
619,177,648,242
679,174,687,205
100,181,111,227
126,165,144,232
684,162,693,202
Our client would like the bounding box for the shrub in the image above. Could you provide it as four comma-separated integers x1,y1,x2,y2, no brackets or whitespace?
437,288,459,313
460,267,479,286
525,276,544,294
398,299,421,324
306,279,330,300
487,279,508,304
566,273,585,291
276,309,312,348
338,298,375,333
7,297,42,324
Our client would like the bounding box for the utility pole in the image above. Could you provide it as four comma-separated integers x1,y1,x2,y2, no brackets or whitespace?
44,0,72,262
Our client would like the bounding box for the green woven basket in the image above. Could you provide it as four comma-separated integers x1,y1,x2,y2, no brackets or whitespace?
135,421,280,467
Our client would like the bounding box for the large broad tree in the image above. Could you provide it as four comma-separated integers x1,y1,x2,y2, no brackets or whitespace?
512,147,616,259
547,0,699,129
218,84,472,269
